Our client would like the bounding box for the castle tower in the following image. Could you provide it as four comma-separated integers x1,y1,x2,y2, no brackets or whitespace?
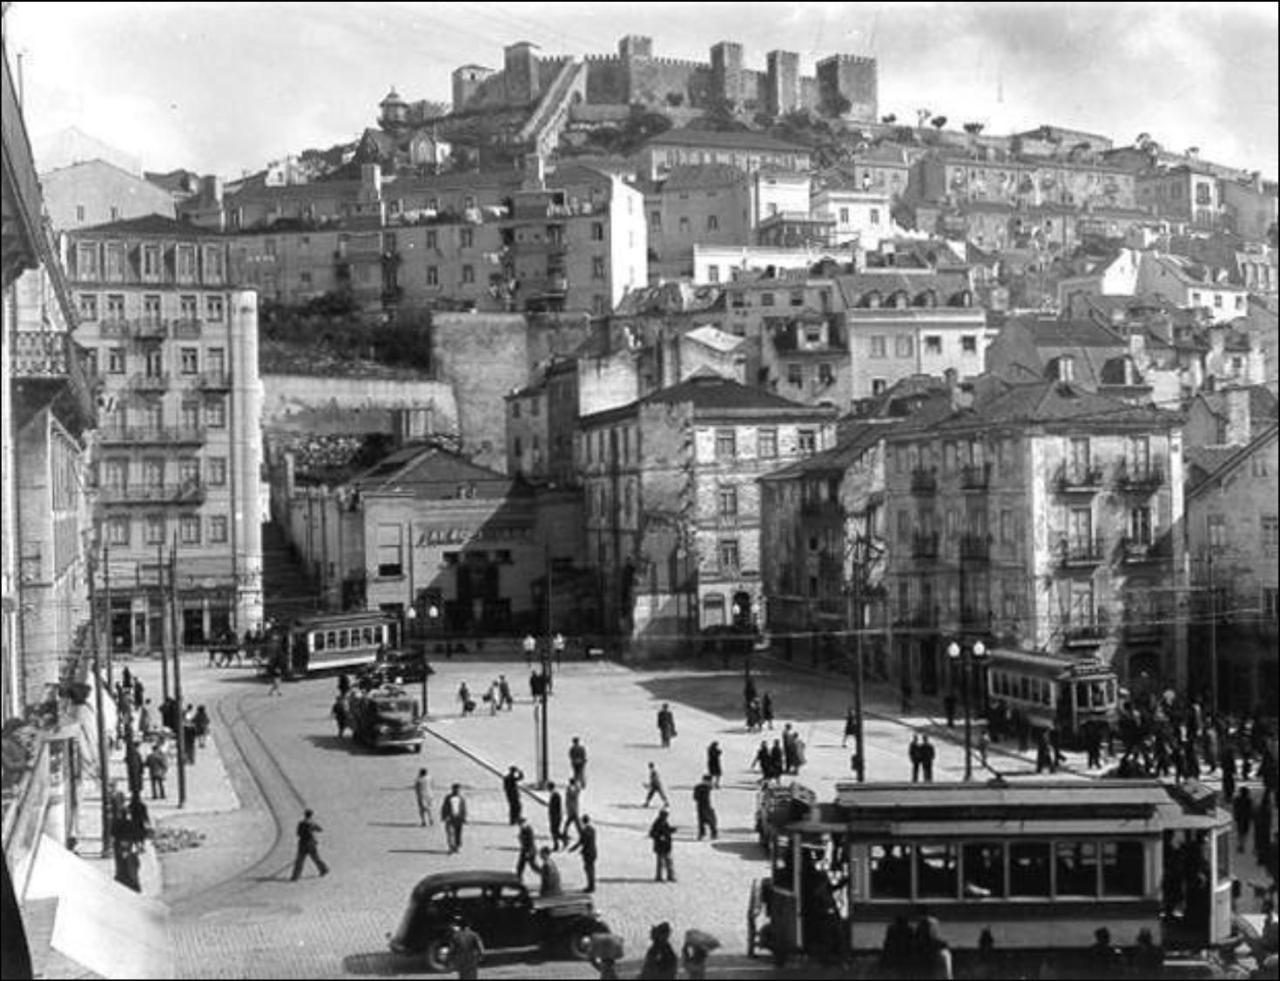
765,50,800,116
816,54,878,122
618,35,653,60
504,41,541,105
452,64,495,113
710,41,744,107
379,87,408,131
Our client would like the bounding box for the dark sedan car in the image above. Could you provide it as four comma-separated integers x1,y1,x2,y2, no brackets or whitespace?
389,870,610,972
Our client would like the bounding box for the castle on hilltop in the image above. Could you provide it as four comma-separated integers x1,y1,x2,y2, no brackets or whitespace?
443,35,877,122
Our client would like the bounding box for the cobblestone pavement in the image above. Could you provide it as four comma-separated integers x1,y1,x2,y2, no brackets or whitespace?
91,649,1274,979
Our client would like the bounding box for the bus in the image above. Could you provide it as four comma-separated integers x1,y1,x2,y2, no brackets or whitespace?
985,648,1120,745
748,779,1233,972
263,612,400,680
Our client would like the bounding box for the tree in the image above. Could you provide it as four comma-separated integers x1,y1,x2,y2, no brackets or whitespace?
963,121,985,135
881,113,897,125
931,116,948,130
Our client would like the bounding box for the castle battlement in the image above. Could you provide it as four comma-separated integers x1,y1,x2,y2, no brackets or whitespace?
818,53,877,67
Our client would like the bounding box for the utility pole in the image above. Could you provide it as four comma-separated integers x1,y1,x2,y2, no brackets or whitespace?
157,541,170,703
538,550,552,789
86,548,112,858
852,536,866,783
1208,549,1218,715
170,540,186,806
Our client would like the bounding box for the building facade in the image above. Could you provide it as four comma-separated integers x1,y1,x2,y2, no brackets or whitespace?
64,216,263,648
882,379,1186,699
578,373,836,654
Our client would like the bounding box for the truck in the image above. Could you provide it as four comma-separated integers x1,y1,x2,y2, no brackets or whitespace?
348,685,425,753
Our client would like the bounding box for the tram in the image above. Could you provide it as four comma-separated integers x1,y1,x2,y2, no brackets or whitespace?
748,779,1233,971
985,648,1121,745
261,612,399,679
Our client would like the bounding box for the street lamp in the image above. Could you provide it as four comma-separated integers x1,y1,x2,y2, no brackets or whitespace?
947,639,987,781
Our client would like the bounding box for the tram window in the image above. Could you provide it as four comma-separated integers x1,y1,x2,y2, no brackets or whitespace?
915,844,959,899
1018,677,1029,701
1054,841,1099,898
962,842,1005,899
1009,842,1051,897
336,630,346,649
1092,682,1108,708
869,844,912,899
1076,682,1089,709
1216,834,1231,884
326,630,336,649
314,631,326,652
1101,841,1145,896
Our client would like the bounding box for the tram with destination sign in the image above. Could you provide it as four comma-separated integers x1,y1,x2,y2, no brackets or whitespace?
747,779,1233,973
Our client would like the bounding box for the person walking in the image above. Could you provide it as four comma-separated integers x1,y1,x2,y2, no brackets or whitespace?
145,743,168,800
706,741,723,789
503,765,525,825
843,706,858,748
761,692,774,730
693,774,718,840
522,633,537,666
497,674,513,711
331,694,349,738
138,699,154,738
649,808,676,883
515,817,538,881
921,736,936,782
569,736,588,787
564,777,583,840
414,767,434,827
657,703,677,748
910,735,923,782
193,705,210,748
290,809,330,880
570,814,598,892
457,681,474,716
782,723,798,774
642,762,669,808
441,783,467,853
546,782,567,850
552,632,566,667
944,691,957,729
448,917,483,980
267,661,283,697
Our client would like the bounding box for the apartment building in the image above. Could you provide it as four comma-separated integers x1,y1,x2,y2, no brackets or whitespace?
63,216,263,648
578,372,835,654
881,376,1186,699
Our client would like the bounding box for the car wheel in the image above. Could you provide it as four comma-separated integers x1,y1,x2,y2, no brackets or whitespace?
566,923,606,960
424,936,453,973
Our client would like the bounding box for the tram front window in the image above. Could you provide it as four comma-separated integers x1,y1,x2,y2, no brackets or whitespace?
869,844,912,899
962,842,1005,899
1055,841,1099,898
915,844,959,899
1009,842,1051,897
1101,841,1145,896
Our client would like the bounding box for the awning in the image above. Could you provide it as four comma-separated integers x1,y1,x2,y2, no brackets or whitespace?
24,834,172,978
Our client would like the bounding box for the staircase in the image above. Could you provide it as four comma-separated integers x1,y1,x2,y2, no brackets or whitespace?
518,58,589,157
261,522,321,624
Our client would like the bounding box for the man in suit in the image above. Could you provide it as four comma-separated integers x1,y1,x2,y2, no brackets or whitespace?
441,784,467,854
515,817,538,881
546,782,567,849
570,813,598,892
290,809,329,880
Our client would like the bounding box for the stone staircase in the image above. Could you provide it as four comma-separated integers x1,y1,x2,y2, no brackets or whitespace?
260,522,321,624
518,58,589,157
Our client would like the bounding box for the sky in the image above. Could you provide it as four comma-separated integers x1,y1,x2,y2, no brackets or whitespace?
5,1,1278,179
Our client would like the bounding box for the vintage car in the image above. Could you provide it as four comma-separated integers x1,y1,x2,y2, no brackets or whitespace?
389,870,611,971
348,685,424,753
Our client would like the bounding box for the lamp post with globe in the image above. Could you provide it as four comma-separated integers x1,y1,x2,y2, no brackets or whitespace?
947,638,987,781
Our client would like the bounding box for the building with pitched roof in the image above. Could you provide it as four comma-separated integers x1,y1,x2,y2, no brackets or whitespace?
39,159,177,233
1182,420,1278,712
641,164,753,280
578,372,835,653
63,215,264,645
881,376,1186,697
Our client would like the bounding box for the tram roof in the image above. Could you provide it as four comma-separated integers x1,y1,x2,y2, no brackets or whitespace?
289,611,397,628
820,780,1225,833
985,648,1115,680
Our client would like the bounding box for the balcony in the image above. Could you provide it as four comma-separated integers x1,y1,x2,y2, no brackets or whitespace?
1114,461,1164,495
10,330,97,436
132,319,169,341
910,467,938,495
1055,464,1105,494
911,531,940,559
1058,537,1107,568
97,481,207,506
130,372,170,393
97,425,206,446
1064,620,1108,647
97,319,130,338
959,533,990,562
959,462,992,492
1118,537,1167,565
172,319,202,339
194,370,231,391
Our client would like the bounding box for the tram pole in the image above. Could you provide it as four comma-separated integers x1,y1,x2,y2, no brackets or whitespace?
851,536,866,783
170,539,187,807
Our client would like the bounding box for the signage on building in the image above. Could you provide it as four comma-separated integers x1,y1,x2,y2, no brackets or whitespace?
415,525,532,547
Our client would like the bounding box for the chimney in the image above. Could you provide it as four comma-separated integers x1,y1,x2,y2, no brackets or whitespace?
523,152,546,190
1127,329,1146,366
1057,354,1075,383
1224,387,1252,445
201,174,223,205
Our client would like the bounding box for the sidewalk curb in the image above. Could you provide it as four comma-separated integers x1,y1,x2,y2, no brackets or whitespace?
423,714,551,809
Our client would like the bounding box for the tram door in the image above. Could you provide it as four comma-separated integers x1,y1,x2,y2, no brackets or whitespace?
770,832,801,953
